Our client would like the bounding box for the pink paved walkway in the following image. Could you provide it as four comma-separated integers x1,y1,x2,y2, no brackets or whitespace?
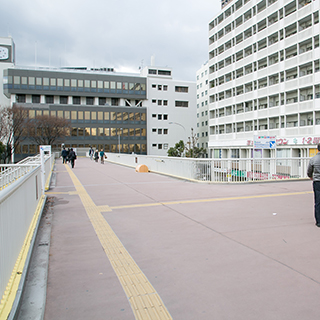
44,157,320,320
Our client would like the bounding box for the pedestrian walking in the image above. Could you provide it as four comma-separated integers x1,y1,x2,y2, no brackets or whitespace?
307,143,320,227
94,149,99,163
89,146,94,160
100,149,106,164
68,148,77,168
61,147,68,164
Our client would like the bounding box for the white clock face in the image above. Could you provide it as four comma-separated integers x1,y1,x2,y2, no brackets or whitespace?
0,47,9,60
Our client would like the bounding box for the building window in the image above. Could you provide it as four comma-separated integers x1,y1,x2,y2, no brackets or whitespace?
152,99,156,103
149,69,157,75
158,144,163,149
164,129,168,134
152,84,156,88
175,101,189,107
163,114,168,120
158,114,162,120
175,86,188,93
163,100,168,106
45,95,54,104
158,70,171,76
158,129,162,134
73,96,81,105
99,97,106,105
32,95,40,103
163,85,168,91
60,96,68,104
16,94,26,103
158,100,162,105
86,97,94,105
158,85,162,90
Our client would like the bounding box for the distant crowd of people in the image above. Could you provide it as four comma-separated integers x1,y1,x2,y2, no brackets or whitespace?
89,146,107,164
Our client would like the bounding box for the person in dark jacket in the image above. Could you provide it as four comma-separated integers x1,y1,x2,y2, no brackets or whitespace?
94,149,99,163
61,147,68,164
68,148,77,168
307,143,320,227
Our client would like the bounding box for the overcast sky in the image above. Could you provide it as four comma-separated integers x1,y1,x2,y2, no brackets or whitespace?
1,0,221,81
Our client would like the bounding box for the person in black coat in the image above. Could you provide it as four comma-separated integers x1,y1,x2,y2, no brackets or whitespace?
68,148,77,168
61,147,68,164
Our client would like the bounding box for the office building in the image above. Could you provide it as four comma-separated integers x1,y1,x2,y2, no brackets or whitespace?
208,0,320,158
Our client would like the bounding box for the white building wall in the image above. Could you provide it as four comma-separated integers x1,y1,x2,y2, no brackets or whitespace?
142,66,197,156
208,0,320,158
196,62,209,157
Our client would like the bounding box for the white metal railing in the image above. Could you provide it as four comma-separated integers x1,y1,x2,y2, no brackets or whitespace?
105,153,311,182
0,154,54,318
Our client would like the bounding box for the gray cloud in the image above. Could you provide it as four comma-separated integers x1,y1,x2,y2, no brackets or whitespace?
1,0,220,80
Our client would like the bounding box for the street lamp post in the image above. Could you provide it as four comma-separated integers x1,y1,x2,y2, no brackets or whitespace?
169,122,187,156
118,128,122,154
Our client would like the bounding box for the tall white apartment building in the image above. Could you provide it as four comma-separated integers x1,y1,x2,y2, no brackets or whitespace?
208,0,320,159
196,61,209,157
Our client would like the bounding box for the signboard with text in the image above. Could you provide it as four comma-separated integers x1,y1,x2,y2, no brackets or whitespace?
253,136,276,149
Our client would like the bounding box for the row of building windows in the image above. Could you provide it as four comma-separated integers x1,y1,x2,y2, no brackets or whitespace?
214,78,319,102
152,99,168,106
68,127,146,137
16,94,143,107
211,0,311,30
213,58,319,88
151,114,169,120
197,100,209,108
16,143,147,154
212,84,320,109
210,33,319,74
27,109,146,123
211,0,316,47
151,143,169,150
210,111,320,134
151,128,169,134
5,76,146,94
151,84,168,90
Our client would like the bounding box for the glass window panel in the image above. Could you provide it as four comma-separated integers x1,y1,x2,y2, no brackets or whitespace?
65,111,70,119
123,112,128,121
85,128,90,136
72,128,77,136
21,77,27,85
135,128,140,136
85,80,90,87
91,80,96,88
129,113,134,121
29,77,35,85
36,110,42,116
78,128,84,136
50,110,56,117
123,128,129,136
117,82,122,89
14,76,20,84
57,78,63,86
57,110,63,118
111,128,117,136
71,79,77,87
141,128,146,136
91,128,97,136
141,83,146,91
78,111,83,120
98,128,104,136
117,112,122,121
135,113,140,121
123,82,128,90
104,81,109,89
43,78,49,86
71,111,77,120
43,110,49,116
78,80,83,87
91,112,96,120
98,111,103,120
111,112,116,121
36,78,42,85
110,81,116,89
104,112,109,120
104,128,110,136
130,128,134,136
29,110,35,118
98,81,103,88
85,111,90,120
129,83,134,90
64,79,70,86
141,113,146,121
50,78,56,86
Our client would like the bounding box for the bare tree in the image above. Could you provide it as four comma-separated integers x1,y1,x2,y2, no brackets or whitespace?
25,115,71,146
0,105,30,163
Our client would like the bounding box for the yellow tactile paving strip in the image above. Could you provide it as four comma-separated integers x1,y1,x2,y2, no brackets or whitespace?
64,165,173,320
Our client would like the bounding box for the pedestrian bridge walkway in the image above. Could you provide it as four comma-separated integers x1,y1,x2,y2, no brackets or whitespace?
4,157,320,319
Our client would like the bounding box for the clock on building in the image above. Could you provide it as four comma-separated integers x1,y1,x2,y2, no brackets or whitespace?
0,46,9,60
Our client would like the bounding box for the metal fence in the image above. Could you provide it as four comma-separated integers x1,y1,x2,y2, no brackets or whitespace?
0,154,54,318
105,153,311,182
